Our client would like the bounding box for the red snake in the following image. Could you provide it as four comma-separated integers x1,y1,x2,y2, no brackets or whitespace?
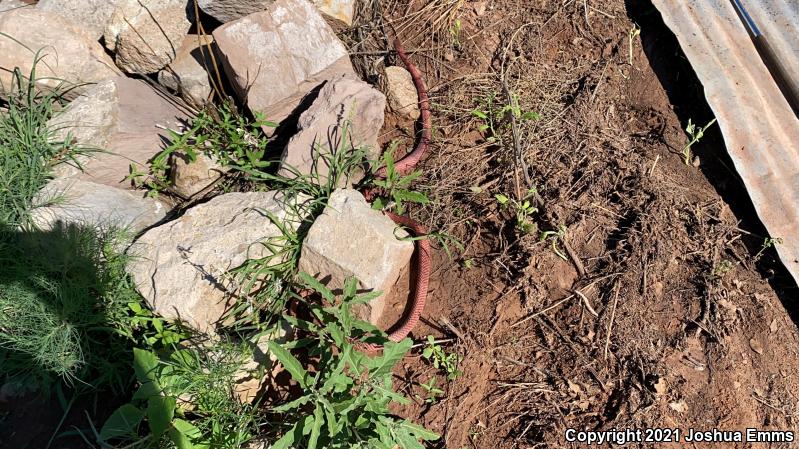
362,39,432,350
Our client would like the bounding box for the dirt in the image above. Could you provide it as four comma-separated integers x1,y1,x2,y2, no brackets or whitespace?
4,1,799,448
368,0,799,448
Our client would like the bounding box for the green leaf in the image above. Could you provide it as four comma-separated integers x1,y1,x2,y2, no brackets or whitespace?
168,426,194,449
400,420,440,440
271,395,312,413
393,190,429,204
172,419,202,439
471,110,488,119
307,404,324,449
133,348,159,384
267,341,307,388
495,193,509,205
100,404,144,441
271,417,310,449
147,395,176,438
298,272,335,302
367,339,412,377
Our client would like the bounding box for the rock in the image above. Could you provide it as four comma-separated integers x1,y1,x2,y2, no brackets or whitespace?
232,326,290,403
279,75,385,182
0,0,32,13
36,0,123,40
47,77,189,188
0,8,120,99
385,66,420,120
169,151,229,198
213,0,354,124
104,0,193,74
158,34,215,106
197,0,273,23
128,192,310,333
312,0,354,25
298,189,414,324
30,178,166,232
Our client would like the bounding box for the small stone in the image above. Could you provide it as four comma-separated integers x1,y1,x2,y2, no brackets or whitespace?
158,35,215,106
279,75,385,183
312,0,354,25
0,8,121,99
128,191,311,333
748,338,764,355
169,151,229,198
770,318,779,333
104,0,193,74
213,0,354,124
197,0,273,23
385,66,420,121
46,77,189,188
473,1,487,16
298,189,414,324
30,178,166,233
668,400,687,413
36,0,124,40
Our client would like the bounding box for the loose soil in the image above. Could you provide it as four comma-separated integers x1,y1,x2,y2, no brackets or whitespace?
3,1,799,448
370,0,799,448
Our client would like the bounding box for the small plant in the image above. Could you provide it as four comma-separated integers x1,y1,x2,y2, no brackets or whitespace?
369,147,430,214
540,224,569,261
628,24,641,65
681,118,717,165
421,335,463,381
450,19,463,48
754,236,783,260
471,92,539,143
268,273,439,449
495,188,539,234
418,377,445,404
128,101,275,197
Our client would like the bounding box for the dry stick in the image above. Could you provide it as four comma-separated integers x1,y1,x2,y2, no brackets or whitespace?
512,295,575,328
193,0,227,101
603,282,621,360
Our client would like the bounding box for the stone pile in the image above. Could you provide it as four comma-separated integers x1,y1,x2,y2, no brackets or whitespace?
0,0,421,397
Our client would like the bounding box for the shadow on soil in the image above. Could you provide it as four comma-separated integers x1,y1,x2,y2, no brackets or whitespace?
625,0,799,322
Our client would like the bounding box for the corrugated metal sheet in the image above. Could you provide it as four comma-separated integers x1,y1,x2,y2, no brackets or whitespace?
651,0,799,285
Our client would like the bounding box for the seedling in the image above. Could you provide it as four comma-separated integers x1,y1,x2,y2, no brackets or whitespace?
370,146,430,214
755,236,783,259
418,377,445,404
681,118,717,165
495,188,539,234
628,24,641,65
540,224,568,261
471,92,539,143
422,336,463,381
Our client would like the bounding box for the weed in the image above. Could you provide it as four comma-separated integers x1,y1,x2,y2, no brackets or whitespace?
418,377,445,404
267,273,439,449
369,147,430,215
421,336,463,381
100,343,258,449
681,118,717,165
0,53,82,228
628,25,641,65
450,19,463,48
540,224,569,261
496,188,539,234
471,91,539,144
754,236,783,260
0,226,145,392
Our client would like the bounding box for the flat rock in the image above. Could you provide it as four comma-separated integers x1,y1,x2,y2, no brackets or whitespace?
30,178,166,232
169,151,229,198
312,0,354,25
104,0,193,74
158,34,215,106
0,8,120,99
47,77,189,188
128,191,310,333
298,189,414,323
385,66,420,120
197,0,273,23
36,0,124,40
280,75,385,182
0,1,32,13
213,0,354,124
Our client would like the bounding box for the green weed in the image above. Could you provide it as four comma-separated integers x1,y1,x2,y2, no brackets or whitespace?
495,188,539,235
267,273,439,449
417,377,445,404
369,145,430,215
471,91,539,143
540,224,569,261
681,118,717,166
0,53,82,228
421,336,462,381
